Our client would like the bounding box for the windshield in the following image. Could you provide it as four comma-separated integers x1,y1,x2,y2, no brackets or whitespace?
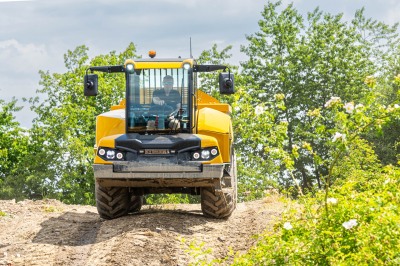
126,68,191,133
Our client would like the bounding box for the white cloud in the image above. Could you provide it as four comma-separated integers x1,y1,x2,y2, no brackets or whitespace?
0,38,65,82
0,39,52,74
0,39,64,127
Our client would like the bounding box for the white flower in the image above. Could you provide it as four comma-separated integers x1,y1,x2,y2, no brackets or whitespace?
324,96,341,108
388,104,400,112
342,219,358,230
283,222,293,230
344,102,354,114
332,132,346,143
327,197,338,205
255,105,265,115
355,104,364,109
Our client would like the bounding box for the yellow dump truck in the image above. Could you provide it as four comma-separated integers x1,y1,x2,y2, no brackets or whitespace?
84,51,236,219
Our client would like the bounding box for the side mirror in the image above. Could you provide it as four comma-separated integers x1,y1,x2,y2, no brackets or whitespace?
84,74,98,96
219,73,234,94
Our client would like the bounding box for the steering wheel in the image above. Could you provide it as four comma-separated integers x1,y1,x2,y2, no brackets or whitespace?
168,108,185,119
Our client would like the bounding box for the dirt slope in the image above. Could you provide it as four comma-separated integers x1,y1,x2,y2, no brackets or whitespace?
0,196,283,265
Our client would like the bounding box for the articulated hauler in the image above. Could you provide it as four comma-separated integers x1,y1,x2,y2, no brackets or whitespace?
84,51,236,219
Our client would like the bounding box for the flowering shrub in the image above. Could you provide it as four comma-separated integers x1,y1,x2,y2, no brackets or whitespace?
342,219,358,230
232,77,400,265
233,165,400,265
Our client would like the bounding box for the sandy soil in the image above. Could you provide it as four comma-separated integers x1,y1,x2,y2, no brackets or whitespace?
0,196,283,265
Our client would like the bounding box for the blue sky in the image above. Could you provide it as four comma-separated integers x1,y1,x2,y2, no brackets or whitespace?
1,0,399,127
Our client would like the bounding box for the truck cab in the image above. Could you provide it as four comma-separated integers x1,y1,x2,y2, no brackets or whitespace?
84,53,236,219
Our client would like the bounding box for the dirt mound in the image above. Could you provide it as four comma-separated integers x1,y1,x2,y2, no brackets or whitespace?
0,196,283,265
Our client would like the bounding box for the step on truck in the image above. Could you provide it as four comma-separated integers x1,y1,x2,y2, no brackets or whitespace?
84,51,237,219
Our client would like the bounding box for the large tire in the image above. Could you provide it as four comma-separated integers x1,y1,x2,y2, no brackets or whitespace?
95,182,130,219
129,194,143,213
201,153,237,219
201,187,235,218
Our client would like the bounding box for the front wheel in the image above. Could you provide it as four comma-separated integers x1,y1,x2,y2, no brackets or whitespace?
95,182,130,219
201,186,236,218
201,153,237,218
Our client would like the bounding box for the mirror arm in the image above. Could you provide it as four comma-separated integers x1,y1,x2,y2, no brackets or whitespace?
87,65,125,74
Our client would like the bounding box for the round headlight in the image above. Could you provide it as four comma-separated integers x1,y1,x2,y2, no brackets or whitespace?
211,148,218,156
193,152,200,160
126,63,134,73
116,152,124,160
106,150,115,159
183,63,191,70
98,148,106,156
201,150,210,159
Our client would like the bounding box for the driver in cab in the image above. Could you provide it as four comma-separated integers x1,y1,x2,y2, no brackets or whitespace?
149,75,181,130
152,75,181,112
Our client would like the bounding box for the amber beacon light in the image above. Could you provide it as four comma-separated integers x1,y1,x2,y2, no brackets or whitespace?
149,50,156,58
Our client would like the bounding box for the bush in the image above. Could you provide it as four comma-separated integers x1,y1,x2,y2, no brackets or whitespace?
233,165,400,265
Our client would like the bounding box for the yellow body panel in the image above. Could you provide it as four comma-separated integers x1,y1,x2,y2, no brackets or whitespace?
197,107,232,163
197,90,232,114
124,59,194,69
197,107,231,133
95,109,125,146
195,134,219,148
110,99,126,110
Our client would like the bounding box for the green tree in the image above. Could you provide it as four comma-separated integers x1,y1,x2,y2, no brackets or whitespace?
26,43,138,204
0,98,29,199
240,1,398,192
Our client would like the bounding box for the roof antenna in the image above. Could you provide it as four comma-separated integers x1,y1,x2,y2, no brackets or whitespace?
190,37,193,58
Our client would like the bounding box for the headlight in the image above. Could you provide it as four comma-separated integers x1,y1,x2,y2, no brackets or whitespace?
98,148,106,156
183,62,191,70
106,150,115,159
126,63,134,73
201,150,210,159
191,147,219,161
97,147,126,161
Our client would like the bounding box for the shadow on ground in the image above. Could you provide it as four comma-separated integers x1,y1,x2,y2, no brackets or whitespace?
32,205,225,246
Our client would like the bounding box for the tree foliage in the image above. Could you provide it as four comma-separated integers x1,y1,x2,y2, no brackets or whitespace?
0,99,29,199
239,1,399,191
